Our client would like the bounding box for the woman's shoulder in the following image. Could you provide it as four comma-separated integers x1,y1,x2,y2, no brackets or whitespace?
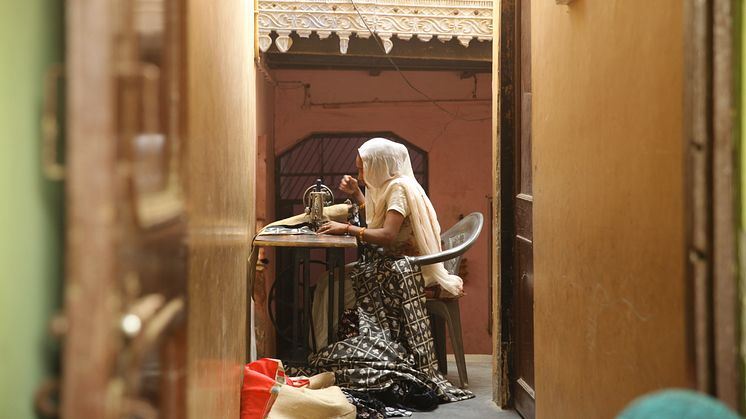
383,181,410,216
383,177,426,206
387,177,418,194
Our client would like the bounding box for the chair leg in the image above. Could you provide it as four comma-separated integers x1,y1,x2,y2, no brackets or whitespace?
443,299,469,389
430,314,447,374
427,299,469,389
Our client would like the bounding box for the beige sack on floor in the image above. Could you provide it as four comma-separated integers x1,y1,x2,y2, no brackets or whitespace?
267,385,356,419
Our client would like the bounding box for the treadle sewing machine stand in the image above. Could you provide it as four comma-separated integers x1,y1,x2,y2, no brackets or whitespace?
256,178,361,363
254,234,357,363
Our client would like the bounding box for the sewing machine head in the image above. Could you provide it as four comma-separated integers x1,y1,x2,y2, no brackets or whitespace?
303,179,334,230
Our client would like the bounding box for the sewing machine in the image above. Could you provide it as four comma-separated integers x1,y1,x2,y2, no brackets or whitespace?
303,178,360,230
303,179,334,230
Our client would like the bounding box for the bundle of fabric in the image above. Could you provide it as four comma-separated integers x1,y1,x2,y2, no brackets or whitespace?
260,203,352,234
292,246,473,417
240,358,356,419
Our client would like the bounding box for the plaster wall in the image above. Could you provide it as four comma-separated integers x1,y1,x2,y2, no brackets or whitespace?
273,69,494,353
0,2,64,417
531,2,689,418
256,71,275,233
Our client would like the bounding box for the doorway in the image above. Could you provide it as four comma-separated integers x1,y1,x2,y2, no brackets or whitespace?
254,0,498,414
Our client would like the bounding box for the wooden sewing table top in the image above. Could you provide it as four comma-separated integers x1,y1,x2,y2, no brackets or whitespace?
254,233,358,248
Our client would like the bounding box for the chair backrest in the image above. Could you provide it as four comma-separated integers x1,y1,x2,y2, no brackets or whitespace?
406,212,484,274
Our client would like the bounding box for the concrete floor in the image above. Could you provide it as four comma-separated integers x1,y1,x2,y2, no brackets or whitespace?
412,355,521,419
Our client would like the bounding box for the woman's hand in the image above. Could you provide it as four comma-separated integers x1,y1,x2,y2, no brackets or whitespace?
339,175,362,196
316,221,350,236
339,175,359,194
339,175,364,204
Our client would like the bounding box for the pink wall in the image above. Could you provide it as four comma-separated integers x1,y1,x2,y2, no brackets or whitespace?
272,69,493,354
256,70,276,226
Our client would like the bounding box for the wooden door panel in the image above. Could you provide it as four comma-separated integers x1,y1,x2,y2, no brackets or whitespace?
62,2,118,416
519,0,532,101
515,196,533,240
115,0,190,416
512,203,536,419
516,236,534,386
185,1,255,418
512,0,535,417
187,244,248,417
520,94,532,194
62,0,192,417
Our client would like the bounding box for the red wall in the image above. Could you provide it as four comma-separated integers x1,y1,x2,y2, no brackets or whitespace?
272,69,493,354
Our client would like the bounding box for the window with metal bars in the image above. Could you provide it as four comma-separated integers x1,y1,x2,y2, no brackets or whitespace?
275,132,428,220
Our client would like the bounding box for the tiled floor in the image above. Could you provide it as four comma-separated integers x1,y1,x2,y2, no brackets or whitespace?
411,355,521,419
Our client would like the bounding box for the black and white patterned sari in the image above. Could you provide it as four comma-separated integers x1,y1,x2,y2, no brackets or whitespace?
305,247,473,416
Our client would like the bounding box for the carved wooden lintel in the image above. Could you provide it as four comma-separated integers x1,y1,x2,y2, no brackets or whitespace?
257,0,493,55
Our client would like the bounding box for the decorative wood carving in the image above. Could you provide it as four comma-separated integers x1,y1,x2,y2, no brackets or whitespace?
257,0,493,54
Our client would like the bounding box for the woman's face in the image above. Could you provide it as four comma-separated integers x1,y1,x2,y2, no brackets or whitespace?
356,154,365,186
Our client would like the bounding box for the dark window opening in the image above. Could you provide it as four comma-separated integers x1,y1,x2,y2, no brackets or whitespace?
276,132,428,220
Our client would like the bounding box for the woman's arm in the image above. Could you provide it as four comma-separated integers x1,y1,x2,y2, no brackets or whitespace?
317,210,404,247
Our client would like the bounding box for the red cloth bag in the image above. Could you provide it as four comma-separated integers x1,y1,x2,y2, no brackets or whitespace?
240,358,309,419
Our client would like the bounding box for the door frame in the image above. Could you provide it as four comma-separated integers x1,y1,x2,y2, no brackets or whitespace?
491,0,517,409
683,0,742,410
186,0,256,417
62,1,119,416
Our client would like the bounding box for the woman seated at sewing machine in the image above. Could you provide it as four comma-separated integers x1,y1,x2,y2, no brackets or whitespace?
312,136,464,348
306,137,472,415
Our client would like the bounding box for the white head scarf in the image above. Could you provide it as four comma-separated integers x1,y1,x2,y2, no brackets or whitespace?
358,137,463,296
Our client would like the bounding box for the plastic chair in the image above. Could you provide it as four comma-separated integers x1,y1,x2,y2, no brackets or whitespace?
405,212,484,389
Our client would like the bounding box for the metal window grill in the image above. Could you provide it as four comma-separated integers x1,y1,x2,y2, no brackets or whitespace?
276,133,428,219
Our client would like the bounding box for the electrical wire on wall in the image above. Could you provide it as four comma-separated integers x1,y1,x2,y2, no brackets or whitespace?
348,0,490,123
